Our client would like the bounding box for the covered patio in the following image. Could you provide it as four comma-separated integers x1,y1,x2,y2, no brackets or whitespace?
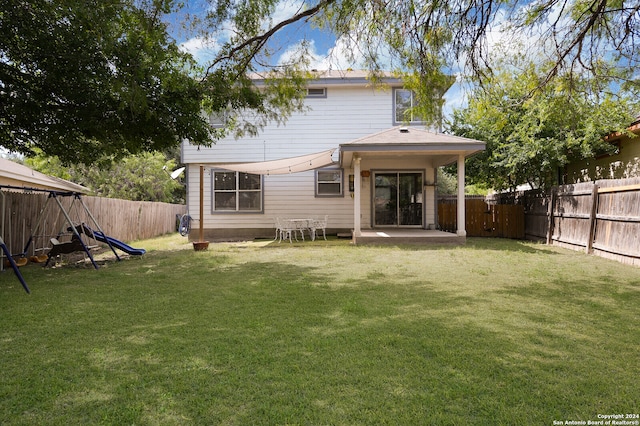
340,127,486,245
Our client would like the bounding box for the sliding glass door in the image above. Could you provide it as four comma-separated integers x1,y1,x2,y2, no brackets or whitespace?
373,172,423,227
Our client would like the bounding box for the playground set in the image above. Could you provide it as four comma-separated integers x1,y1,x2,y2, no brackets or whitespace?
1,185,146,294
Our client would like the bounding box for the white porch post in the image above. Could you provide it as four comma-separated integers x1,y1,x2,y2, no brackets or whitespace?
353,156,362,238
457,154,467,237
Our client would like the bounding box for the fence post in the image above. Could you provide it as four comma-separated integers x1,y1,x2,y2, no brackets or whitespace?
546,188,556,244
586,183,599,254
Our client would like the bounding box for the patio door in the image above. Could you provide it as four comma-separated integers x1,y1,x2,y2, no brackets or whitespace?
373,172,423,227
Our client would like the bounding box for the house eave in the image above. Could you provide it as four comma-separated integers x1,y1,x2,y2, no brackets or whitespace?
250,72,403,88
339,143,485,153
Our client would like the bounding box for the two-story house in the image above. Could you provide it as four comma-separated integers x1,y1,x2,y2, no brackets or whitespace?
180,70,486,243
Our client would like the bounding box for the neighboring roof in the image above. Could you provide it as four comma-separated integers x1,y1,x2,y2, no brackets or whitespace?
340,126,486,167
605,117,640,142
0,158,89,193
214,149,336,175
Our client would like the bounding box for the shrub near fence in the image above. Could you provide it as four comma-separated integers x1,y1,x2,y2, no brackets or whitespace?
0,191,185,257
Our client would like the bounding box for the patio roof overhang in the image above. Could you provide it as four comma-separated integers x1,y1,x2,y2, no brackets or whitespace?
339,126,486,167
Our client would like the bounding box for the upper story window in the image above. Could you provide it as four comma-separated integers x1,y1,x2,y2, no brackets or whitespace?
212,170,262,212
394,88,424,125
316,169,343,197
208,111,227,128
306,88,327,98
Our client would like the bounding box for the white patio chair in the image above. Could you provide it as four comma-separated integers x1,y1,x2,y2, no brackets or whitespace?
311,215,328,240
276,218,295,243
293,219,308,242
274,218,283,241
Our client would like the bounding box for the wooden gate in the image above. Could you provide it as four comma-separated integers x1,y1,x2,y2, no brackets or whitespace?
438,198,525,239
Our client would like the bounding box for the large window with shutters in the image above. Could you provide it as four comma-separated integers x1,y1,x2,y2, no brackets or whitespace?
212,171,262,212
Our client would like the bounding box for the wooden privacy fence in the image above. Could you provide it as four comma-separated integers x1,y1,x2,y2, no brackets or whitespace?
548,178,640,265
438,197,525,238
489,177,640,266
487,190,550,241
0,190,185,256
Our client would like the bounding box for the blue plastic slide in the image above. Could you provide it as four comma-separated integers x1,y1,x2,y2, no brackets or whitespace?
97,233,146,255
83,225,146,256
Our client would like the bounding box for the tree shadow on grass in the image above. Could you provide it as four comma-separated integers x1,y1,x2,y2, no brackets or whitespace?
391,237,559,254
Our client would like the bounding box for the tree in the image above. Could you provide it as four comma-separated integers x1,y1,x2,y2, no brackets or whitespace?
321,0,639,88
24,151,185,203
1,0,210,165
195,0,640,129
3,0,638,165
448,56,638,191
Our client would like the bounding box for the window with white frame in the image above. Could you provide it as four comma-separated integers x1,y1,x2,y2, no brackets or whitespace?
394,88,424,124
212,171,262,212
316,169,343,196
306,87,327,98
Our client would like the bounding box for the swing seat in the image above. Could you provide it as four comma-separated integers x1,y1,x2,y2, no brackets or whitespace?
48,238,86,255
4,257,28,268
29,255,48,263
45,238,88,267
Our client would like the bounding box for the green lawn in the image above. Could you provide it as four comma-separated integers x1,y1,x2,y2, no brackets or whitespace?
1,236,638,425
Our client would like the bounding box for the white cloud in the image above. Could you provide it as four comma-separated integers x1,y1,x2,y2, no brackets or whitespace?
270,0,307,28
277,36,368,70
179,36,222,65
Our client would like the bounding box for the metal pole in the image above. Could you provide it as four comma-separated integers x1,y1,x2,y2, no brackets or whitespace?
76,194,120,261
22,194,52,256
199,165,204,242
0,236,30,294
1,191,5,273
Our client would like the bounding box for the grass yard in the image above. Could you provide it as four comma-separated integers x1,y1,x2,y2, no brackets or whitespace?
1,235,639,425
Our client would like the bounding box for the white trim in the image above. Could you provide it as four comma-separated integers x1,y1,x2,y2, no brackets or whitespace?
457,154,467,237
354,157,362,237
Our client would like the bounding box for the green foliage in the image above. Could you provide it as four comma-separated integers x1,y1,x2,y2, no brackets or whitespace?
449,57,638,191
437,168,490,195
25,152,184,203
322,0,455,126
3,0,639,167
1,0,210,165
437,168,458,195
